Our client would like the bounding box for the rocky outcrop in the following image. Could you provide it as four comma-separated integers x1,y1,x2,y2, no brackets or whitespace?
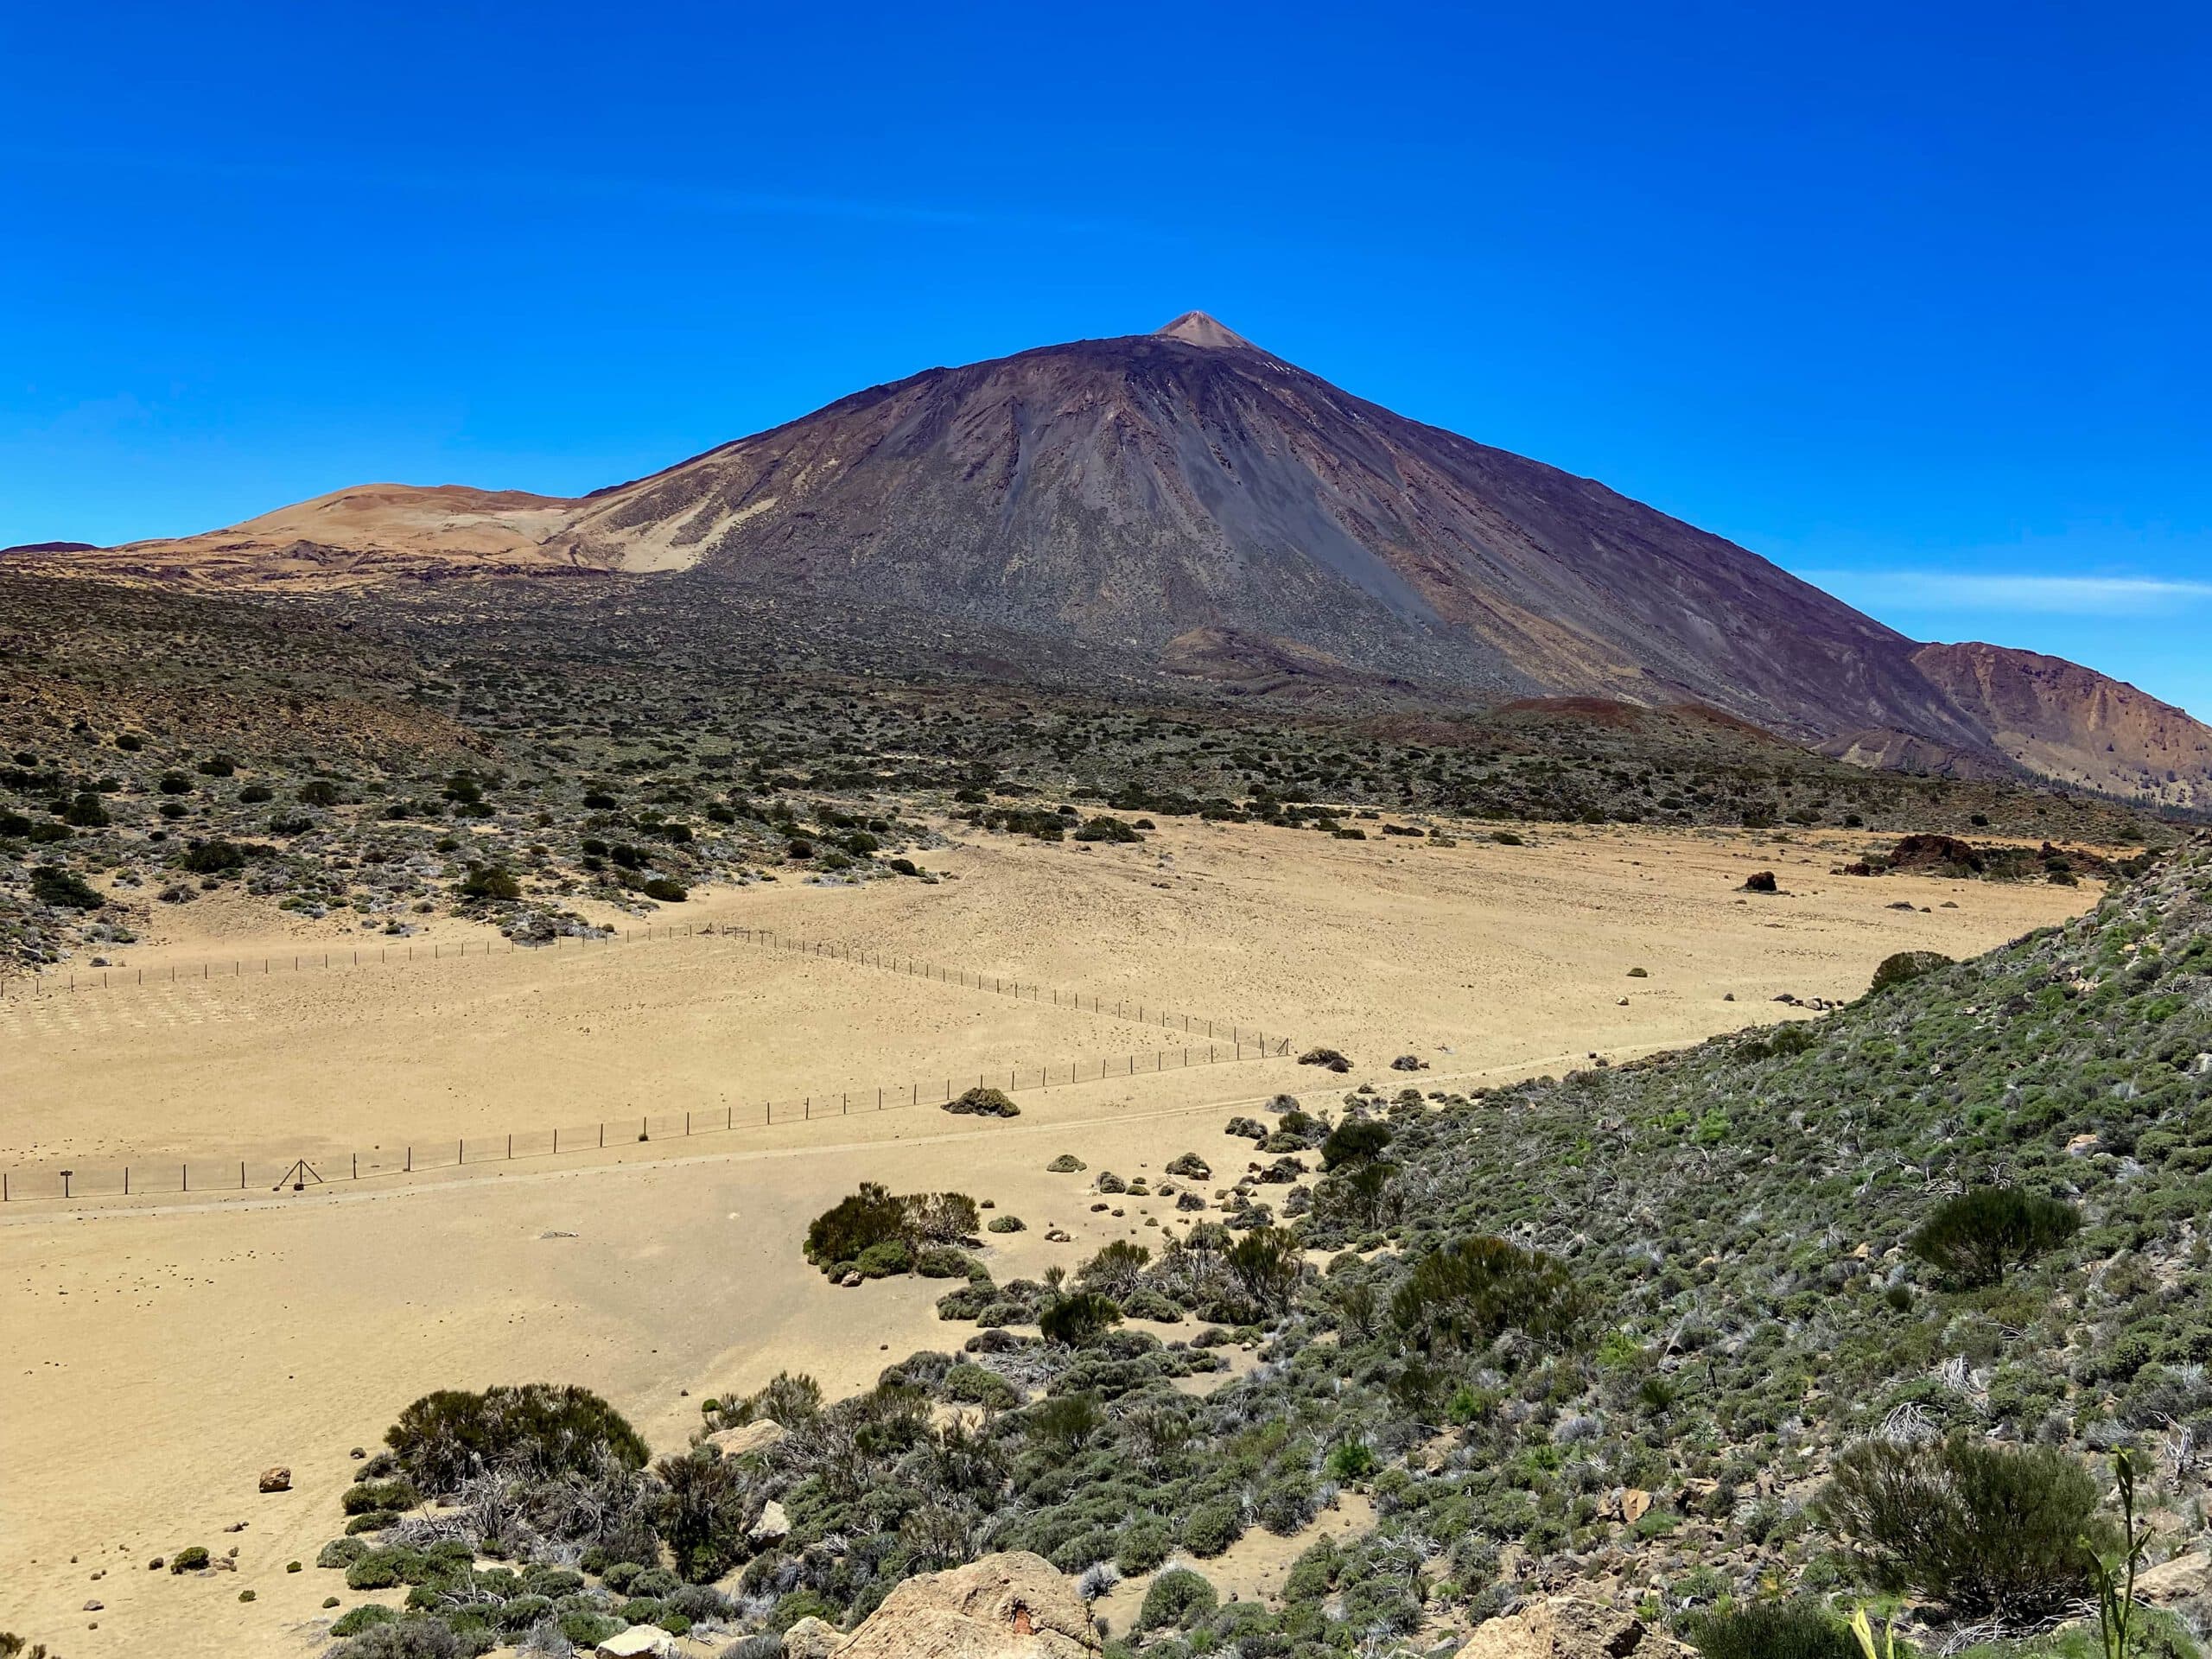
705,1417,786,1459
1459,1599,1694,1659
834,1551,1098,1658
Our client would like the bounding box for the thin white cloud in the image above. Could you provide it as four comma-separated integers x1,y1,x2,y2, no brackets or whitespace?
1802,570,2212,617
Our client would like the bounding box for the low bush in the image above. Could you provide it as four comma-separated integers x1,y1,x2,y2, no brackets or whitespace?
1392,1236,1584,1352
1039,1292,1122,1346
385,1382,647,1495
1683,1601,1857,1659
1909,1187,2081,1287
328,1605,400,1638
170,1546,210,1573
29,866,102,910
1872,949,1955,993
1140,1567,1219,1630
944,1086,1020,1118
458,865,520,901
1813,1433,2107,1618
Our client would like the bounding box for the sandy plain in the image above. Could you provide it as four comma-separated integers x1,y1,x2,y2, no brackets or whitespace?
0,816,2097,1656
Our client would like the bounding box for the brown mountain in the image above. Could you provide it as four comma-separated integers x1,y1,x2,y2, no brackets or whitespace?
15,313,2209,808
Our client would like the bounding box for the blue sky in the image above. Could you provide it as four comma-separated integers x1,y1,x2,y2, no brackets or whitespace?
3,2,2208,714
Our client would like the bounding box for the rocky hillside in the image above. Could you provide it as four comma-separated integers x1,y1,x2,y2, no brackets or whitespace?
1908,641,2212,810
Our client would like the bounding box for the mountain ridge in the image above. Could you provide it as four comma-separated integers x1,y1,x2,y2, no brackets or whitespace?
10,315,2209,809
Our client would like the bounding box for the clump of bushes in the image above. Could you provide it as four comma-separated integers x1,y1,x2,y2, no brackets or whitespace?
1047,1154,1085,1173
803,1183,981,1277
385,1383,647,1496
1299,1046,1352,1072
944,1086,1020,1118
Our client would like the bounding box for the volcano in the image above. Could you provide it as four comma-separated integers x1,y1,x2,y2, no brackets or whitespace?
22,313,2212,808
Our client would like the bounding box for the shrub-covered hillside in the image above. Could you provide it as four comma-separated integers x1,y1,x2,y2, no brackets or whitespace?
296,838,2212,1659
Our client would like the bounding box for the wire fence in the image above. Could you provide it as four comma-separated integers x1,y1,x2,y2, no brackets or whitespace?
1,921,1267,1046
0,1033,1295,1204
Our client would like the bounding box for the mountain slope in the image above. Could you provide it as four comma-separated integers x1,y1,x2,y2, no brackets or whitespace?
11,484,598,588
14,315,2210,807
1908,640,2212,809
552,318,1996,753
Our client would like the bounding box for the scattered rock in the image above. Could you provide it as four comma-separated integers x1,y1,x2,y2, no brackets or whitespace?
1741,870,1778,893
1619,1488,1653,1524
259,1465,292,1493
1045,1229,1071,1243
749,1497,791,1543
83,1600,103,1612
1459,1598,1694,1658
837,1550,1100,1657
2136,1549,2209,1604
840,1271,863,1288
706,1418,786,1459
782,1616,845,1659
594,1626,677,1659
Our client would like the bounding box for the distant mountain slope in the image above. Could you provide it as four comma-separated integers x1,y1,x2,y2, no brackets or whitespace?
1909,640,2212,808
10,484,599,588
552,316,1999,753
12,315,2209,807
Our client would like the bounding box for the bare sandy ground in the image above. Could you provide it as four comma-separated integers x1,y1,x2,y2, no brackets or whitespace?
0,819,2093,1656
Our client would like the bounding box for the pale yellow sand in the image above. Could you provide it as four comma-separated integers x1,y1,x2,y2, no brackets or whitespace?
0,819,2093,1656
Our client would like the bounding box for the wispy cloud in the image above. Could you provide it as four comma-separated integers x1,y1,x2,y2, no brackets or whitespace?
1802,569,2212,617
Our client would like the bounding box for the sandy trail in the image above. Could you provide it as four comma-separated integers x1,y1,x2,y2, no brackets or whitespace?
0,819,2093,1656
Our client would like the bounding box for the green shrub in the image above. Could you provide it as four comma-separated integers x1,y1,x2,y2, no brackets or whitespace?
1116,1516,1173,1575
804,1182,908,1266
641,877,688,902
1814,1433,2107,1618
855,1238,913,1277
1392,1236,1584,1352
329,1605,400,1637
385,1382,647,1495
1181,1497,1245,1557
1320,1118,1393,1168
170,1546,211,1573
1047,1154,1086,1173
29,866,101,910
1073,816,1141,842
987,1215,1025,1234
318,1537,370,1569
1908,1188,2081,1287
1684,1601,1858,1659
458,865,519,901
1872,950,1955,993
1039,1292,1122,1346
341,1478,419,1515
179,839,251,874
1140,1567,1219,1630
